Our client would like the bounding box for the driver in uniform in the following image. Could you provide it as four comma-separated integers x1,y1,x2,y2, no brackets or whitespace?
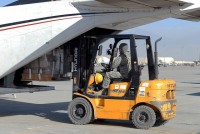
102,43,131,89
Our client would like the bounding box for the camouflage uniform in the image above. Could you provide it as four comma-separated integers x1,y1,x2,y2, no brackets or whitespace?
102,43,131,88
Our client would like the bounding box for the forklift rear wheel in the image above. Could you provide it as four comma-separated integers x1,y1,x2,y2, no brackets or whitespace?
132,105,156,129
68,97,93,125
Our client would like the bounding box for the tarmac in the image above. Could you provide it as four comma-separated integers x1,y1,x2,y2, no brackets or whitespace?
0,66,200,134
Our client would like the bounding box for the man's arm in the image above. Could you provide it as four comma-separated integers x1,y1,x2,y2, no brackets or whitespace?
111,57,121,69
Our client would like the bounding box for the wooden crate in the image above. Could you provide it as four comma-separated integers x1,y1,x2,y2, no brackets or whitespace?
22,73,53,81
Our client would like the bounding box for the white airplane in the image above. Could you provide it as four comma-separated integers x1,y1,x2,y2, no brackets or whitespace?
0,0,200,94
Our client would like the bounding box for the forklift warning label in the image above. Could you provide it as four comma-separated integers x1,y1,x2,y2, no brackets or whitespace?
114,85,127,89
115,85,119,89
110,89,126,94
120,85,127,89
142,83,149,87
139,87,146,97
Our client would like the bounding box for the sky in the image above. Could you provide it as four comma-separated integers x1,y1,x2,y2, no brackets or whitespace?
123,18,200,61
1,0,200,61
0,0,16,6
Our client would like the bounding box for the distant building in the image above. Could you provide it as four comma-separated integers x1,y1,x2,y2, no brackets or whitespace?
158,57,175,66
194,61,200,65
96,56,110,66
138,57,148,65
138,57,175,66
97,56,195,66
174,61,195,66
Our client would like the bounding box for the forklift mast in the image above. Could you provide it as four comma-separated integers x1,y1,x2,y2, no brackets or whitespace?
71,36,96,92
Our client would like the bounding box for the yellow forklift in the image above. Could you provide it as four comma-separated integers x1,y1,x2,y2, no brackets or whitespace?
68,34,176,129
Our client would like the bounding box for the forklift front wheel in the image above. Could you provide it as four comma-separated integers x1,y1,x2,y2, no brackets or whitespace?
132,105,156,129
68,97,93,125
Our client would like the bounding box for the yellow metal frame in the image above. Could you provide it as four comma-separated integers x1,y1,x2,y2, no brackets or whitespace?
74,75,176,121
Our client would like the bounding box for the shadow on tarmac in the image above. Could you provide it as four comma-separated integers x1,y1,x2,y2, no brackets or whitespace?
187,92,200,96
92,119,133,128
0,99,70,123
181,82,200,85
0,99,135,128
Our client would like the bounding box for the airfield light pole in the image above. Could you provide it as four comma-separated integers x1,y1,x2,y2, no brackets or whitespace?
155,37,162,79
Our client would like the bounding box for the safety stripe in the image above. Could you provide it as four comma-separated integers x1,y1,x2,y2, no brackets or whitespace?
0,12,118,31
0,16,83,32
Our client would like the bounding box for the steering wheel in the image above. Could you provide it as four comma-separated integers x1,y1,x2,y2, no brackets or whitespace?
101,63,110,72
101,63,108,68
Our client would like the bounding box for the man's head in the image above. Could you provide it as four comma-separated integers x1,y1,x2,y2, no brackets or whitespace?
119,43,128,54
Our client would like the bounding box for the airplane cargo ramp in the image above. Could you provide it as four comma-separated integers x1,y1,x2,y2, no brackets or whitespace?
0,85,55,94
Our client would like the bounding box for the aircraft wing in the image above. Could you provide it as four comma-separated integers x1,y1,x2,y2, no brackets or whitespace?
74,0,200,30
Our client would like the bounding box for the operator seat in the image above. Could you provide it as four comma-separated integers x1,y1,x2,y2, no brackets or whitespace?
111,72,131,83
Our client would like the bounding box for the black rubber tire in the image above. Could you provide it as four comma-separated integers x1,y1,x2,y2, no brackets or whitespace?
132,105,156,129
154,118,168,127
68,97,93,125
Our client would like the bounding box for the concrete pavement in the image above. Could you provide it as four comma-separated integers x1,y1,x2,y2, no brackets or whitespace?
0,66,200,134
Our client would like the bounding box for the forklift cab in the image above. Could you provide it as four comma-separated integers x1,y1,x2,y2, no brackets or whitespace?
80,34,156,98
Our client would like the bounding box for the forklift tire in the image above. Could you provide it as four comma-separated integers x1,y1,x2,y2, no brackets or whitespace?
68,97,93,125
132,105,156,129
